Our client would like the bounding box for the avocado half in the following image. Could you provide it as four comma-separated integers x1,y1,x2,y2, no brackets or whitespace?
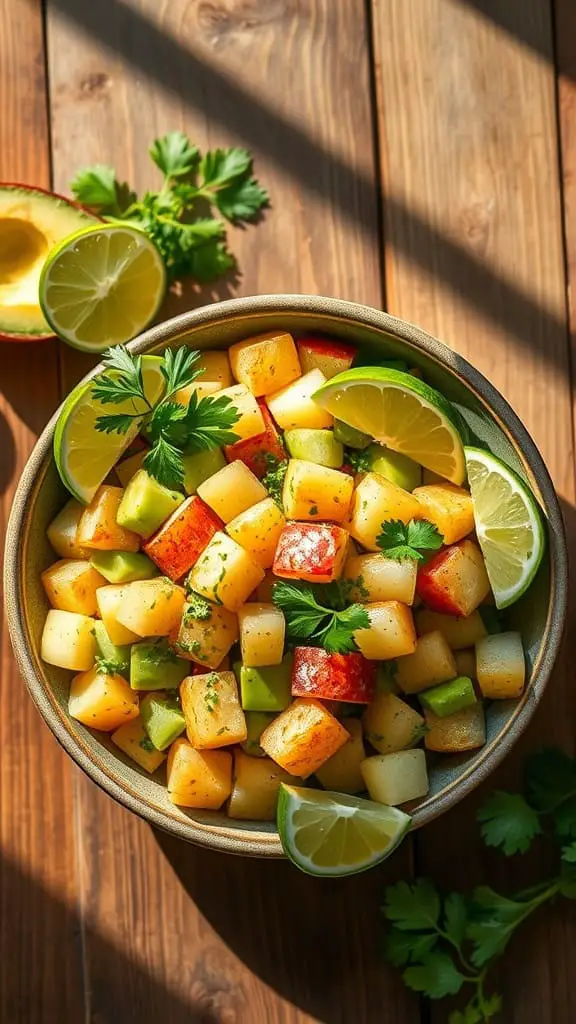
0,183,100,342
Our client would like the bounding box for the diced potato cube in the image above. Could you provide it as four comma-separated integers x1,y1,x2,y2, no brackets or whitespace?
180,670,247,748
69,667,139,731
224,401,287,478
266,369,333,430
115,450,147,488
424,703,486,752
396,630,457,694
187,531,264,612
218,384,266,440
144,496,222,581
282,459,353,522
361,749,429,805
346,473,422,551
197,460,267,523
273,522,349,583
113,577,185,637
111,716,167,773
96,585,140,645
260,697,348,777
354,601,417,660
171,601,238,669
228,749,293,820
238,603,285,666
413,483,475,544
229,331,301,396
47,499,88,558
475,632,526,699
226,498,286,569
173,379,223,405
344,553,417,605
254,571,276,602
362,692,426,754
416,540,491,617
415,609,487,650
455,648,477,679
76,485,140,552
41,609,97,671
41,559,107,616
196,350,233,388
297,336,356,379
167,739,232,808
315,719,366,793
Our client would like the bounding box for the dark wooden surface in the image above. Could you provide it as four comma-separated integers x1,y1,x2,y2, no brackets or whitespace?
1,1,575,1021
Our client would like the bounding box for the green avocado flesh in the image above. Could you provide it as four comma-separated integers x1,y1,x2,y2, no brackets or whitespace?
366,444,422,491
140,693,186,751
333,419,371,449
182,448,227,495
130,640,189,691
241,711,276,757
90,550,158,583
234,655,293,712
93,621,130,676
418,677,477,718
116,470,184,539
284,429,344,468
0,185,98,337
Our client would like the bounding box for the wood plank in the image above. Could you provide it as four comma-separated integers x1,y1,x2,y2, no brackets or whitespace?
0,1,85,1021
555,0,576,410
45,1,416,1021
371,1,575,1021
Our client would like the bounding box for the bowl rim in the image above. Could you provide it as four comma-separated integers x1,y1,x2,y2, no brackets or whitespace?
4,293,568,856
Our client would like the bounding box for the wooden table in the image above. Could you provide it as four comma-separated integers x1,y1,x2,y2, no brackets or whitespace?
1,1,575,1021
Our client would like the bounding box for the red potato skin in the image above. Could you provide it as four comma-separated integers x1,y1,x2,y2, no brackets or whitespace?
0,183,102,343
273,522,349,583
224,400,287,477
416,541,489,616
292,647,376,703
144,496,223,581
297,336,357,376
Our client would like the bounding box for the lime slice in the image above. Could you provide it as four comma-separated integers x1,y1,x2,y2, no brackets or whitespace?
39,224,166,351
464,447,545,608
277,785,411,877
54,355,165,504
313,367,466,484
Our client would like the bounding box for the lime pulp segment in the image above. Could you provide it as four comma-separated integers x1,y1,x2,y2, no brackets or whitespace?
464,447,545,608
277,785,411,877
39,224,166,351
313,367,466,484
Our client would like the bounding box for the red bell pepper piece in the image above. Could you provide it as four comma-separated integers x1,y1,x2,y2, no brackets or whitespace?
292,647,376,703
272,522,349,583
224,400,286,478
144,496,223,581
297,336,357,379
416,540,491,617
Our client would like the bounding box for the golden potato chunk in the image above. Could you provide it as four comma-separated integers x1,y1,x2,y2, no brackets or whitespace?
115,578,185,637
354,601,417,660
111,717,167,773
41,609,97,671
344,552,417,605
228,750,294,820
475,632,525,699
226,498,286,569
197,460,267,523
362,692,426,754
187,531,264,612
41,559,106,617
424,703,486,752
167,739,232,808
396,630,457,694
282,459,353,522
218,384,266,440
69,668,139,732
266,369,333,430
315,719,366,794
96,584,140,645
346,474,422,551
180,671,247,748
415,608,487,650
172,601,239,669
238,603,286,666
229,331,301,396
260,697,348,778
47,499,89,559
76,485,140,552
413,483,475,544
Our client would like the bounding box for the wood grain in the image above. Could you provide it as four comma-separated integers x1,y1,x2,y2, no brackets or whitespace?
555,0,576,397
45,1,416,1021
371,0,575,1021
0,1,84,1021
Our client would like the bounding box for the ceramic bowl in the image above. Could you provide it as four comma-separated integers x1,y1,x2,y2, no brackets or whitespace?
4,295,568,856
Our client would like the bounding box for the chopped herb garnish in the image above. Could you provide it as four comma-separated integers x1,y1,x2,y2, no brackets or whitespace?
377,519,443,562
272,579,369,654
347,448,372,473
262,453,289,508
309,505,318,515
143,641,179,666
183,592,213,622
95,656,124,676
139,736,156,752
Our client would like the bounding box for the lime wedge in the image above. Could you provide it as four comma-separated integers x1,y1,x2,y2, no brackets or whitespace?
313,367,466,484
54,355,165,504
39,224,166,351
464,447,545,608
277,785,411,877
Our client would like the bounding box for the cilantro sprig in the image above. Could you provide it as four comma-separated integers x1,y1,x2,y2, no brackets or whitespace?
272,579,369,654
92,344,239,489
377,518,443,561
383,747,576,1022
71,131,268,284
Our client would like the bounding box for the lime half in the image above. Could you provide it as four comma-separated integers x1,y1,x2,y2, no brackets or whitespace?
465,447,545,608
277,785,411,877
54,355,165,504
313,367,466,484
39,224,166,351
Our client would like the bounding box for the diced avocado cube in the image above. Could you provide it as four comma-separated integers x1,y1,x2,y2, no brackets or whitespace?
93,620,130,676
234,655,293,712
90,550,159,583
181,448,227,495
241,711,277,757
333,419,371,449
284,429,344,469
418,676,477,718
366,444,421,492
117,470,184,539
130,639,189,691
141,692,186,750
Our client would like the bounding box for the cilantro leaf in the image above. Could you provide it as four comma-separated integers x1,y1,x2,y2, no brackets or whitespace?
70,165,119,210
526,748,576,839
94,412,143,435
149,132,200,178
377,518,443,561
444,892,468,948
320,604,371,653
562,842,576,863
200,148,252,189
216,177,269,222
91,345,148,406
383,879,441,932
403,952,465,999
467,887,533,967
271,580,369,654
186,239,237,283
95,656,125,676
143,436,185,490
182,392,240,450
160,346,202,397
478,791,542,855
262,454,289,507
346,447,373,473
384,929,438,968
